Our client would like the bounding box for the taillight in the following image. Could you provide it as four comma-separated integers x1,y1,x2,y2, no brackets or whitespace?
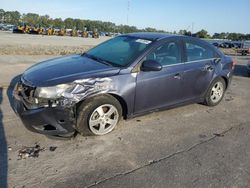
232,60,237,70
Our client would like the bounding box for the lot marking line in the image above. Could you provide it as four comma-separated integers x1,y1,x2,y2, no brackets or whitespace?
86,123,243,188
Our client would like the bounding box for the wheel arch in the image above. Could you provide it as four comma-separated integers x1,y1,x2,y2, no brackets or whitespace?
75,93,128,119
203,75,228,99
221,75,229,89
108,93,128,119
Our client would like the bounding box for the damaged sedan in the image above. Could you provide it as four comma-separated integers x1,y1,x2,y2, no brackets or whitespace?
13,33,235,137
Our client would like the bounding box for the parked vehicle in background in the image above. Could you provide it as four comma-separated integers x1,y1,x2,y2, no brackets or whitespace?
233,42,242,49
219,42,234,48
13,24,30,33
247,59,250,77
0,23,15,31
212,42,219,47
237,42,250,56
13,33,235,137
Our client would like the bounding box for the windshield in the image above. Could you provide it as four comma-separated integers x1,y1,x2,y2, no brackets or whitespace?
85,36,153,67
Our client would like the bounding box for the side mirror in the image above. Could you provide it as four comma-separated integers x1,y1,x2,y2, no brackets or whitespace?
141,59,162,72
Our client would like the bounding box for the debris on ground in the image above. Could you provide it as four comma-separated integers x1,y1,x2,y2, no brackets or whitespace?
18,144,45,160
199,134,207,138
8,146,12,151
148,160,154,164
49,146,57,152
213,133,225,137
225,95,234,101
136,119,141,122
206,109,214,113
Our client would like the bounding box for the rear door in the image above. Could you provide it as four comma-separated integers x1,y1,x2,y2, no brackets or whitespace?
182,39,217,100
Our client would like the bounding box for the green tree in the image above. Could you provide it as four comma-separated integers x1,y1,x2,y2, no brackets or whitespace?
22,13,40,26
178,29,191,36
3,11,12,23
144,27,157,32
39,15,50,27
2,11,20,24
53,18,64,28
196,29,210,38
227,33,245,41
0,9,5,23
0,8,172,33
74,19,84,30
64,18,74,29
212,32,227,39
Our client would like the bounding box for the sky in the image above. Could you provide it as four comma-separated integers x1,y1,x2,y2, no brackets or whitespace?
1,0,250,34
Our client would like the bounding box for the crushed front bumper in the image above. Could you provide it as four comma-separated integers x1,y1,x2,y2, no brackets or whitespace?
13,86,76,137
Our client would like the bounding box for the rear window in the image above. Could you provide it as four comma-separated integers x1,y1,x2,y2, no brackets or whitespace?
185,41,214,62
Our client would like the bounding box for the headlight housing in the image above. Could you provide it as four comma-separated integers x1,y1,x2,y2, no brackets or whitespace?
35,83,75,99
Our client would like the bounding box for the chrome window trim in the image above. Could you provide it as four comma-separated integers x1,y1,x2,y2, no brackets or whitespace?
183,58,217,64
161,58,217,68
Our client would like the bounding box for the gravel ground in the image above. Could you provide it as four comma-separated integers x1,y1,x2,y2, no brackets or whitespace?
0,31,250,188
0,31,109,55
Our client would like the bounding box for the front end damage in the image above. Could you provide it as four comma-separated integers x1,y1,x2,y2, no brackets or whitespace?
13,77,114,137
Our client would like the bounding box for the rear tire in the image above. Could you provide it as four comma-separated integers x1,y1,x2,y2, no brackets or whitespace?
204,77,226,106
76,94,122,136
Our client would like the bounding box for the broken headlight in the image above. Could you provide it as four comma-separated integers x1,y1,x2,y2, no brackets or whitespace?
35,83,75,99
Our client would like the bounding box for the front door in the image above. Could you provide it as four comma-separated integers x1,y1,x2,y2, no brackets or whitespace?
134,40,185,114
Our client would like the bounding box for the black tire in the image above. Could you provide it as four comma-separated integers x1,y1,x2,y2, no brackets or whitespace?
76,94,122,136
204,77,226,106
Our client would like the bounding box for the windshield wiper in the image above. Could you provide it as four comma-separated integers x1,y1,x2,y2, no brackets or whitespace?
84,53,112,66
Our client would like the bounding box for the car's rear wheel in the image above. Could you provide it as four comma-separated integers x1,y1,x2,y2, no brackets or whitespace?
76,95,122,136
204,77,226,106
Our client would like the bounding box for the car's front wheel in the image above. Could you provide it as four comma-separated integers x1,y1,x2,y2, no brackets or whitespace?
204,77,226,106
76,95,122,136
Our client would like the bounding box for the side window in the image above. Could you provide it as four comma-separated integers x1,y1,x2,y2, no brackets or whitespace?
146,41,181,66
185,41,214,61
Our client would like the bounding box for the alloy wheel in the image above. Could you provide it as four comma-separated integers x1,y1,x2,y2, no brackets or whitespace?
89,104,119,135
210,81,224,103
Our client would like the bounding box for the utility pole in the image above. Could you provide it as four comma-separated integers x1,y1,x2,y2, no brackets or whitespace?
192,22,194,34
127,0,130,25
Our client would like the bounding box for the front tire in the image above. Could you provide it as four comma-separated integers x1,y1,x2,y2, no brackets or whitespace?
204,78,226,106
76,94,122,136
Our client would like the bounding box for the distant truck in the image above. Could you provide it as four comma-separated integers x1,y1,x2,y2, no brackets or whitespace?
237,42,250,56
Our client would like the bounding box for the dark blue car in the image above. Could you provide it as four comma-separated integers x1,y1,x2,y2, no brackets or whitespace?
13,33,235,137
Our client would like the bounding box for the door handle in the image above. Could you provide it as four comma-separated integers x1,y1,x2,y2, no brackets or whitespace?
174,73,181,80
203,64,214,72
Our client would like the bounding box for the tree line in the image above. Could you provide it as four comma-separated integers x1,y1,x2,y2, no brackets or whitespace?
177,29,250,41
0,9,249,40
0,9,166,33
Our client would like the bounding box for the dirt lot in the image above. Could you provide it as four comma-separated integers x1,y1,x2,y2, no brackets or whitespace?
0,31,109,55
0,31,250,188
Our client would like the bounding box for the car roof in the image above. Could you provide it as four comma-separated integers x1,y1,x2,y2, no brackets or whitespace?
121,32,223,55
123,32,179,41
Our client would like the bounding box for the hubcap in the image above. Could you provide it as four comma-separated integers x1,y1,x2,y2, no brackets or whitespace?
89,104,119,135
210,81,224,103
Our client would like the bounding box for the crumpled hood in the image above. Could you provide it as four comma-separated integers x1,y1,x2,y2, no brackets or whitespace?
22,54,121,87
